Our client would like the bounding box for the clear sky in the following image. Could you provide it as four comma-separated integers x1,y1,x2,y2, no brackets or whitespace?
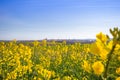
0,0,120,40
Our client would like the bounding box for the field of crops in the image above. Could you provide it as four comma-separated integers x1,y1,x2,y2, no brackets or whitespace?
0,28,120,80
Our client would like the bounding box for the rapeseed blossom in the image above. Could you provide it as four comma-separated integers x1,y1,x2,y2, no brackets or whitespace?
96,32,109,44
0,27,120,80
92,61,104,75
116,67,120,75
116,77,120,80
91,42,108,60
82,60,91,73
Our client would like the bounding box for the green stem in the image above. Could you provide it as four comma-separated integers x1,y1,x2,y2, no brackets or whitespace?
103,44,116,79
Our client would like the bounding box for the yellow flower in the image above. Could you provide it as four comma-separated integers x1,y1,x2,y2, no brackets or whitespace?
116,77,120,80
90,42,102,55
62,76,72,80
91,42,108,60
99,49,108,60
82,60,91,73
82,77,88,80
118,56,120,61
92,61,104,75
96,32,108,44
33,77,37,80
116,67,120,75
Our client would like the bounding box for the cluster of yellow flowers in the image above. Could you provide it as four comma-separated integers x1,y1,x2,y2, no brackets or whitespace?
0,27,120,80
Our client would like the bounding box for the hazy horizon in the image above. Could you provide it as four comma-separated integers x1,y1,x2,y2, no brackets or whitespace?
0,38,96,41
0,0,120,40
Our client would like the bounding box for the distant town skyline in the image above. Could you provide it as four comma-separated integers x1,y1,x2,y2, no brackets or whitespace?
0,0,120,40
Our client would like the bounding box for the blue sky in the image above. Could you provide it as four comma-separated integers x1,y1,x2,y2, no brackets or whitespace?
0,0,120,40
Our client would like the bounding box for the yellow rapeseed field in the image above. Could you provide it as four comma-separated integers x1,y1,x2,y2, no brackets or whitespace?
0,27,120,80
